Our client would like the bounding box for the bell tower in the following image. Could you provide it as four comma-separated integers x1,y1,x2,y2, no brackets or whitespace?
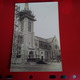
18,3,36,63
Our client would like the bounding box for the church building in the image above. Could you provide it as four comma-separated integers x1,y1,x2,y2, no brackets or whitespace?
11,3,60,64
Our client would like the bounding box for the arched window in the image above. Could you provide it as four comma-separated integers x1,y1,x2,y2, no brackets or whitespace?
18,35,23,44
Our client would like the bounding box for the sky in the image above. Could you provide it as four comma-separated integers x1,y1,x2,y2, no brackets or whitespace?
16,2,60,44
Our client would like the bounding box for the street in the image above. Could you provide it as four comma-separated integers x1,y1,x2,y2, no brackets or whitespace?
10,62,62,72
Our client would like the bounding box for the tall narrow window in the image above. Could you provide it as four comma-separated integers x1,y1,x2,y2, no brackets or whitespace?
21,21,24,32
28,20,31,32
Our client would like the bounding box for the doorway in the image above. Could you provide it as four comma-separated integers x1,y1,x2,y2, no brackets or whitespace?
41,56,43,60
29,51,34,59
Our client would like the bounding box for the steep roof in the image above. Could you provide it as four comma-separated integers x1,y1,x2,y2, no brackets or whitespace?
34,36,48,42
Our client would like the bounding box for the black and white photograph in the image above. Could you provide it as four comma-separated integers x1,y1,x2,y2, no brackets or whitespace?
10,2,62,72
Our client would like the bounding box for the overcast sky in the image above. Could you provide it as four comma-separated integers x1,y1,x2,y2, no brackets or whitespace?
16,2,60,43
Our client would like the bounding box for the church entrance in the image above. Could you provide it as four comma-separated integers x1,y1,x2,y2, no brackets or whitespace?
29,51,34,59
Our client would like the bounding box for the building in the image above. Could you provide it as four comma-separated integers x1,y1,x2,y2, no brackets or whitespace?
11,3,61,64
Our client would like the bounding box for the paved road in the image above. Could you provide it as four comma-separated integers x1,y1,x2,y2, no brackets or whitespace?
10,62,62,72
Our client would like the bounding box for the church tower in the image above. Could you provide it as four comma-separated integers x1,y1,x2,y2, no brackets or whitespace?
18,3,36,63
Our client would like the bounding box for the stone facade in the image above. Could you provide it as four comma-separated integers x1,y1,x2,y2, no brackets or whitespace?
11,4,61,64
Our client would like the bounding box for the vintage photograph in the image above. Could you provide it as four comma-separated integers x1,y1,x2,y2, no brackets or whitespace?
10,2,62,72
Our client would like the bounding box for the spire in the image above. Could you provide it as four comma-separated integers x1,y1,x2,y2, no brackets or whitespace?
24,3,29,10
